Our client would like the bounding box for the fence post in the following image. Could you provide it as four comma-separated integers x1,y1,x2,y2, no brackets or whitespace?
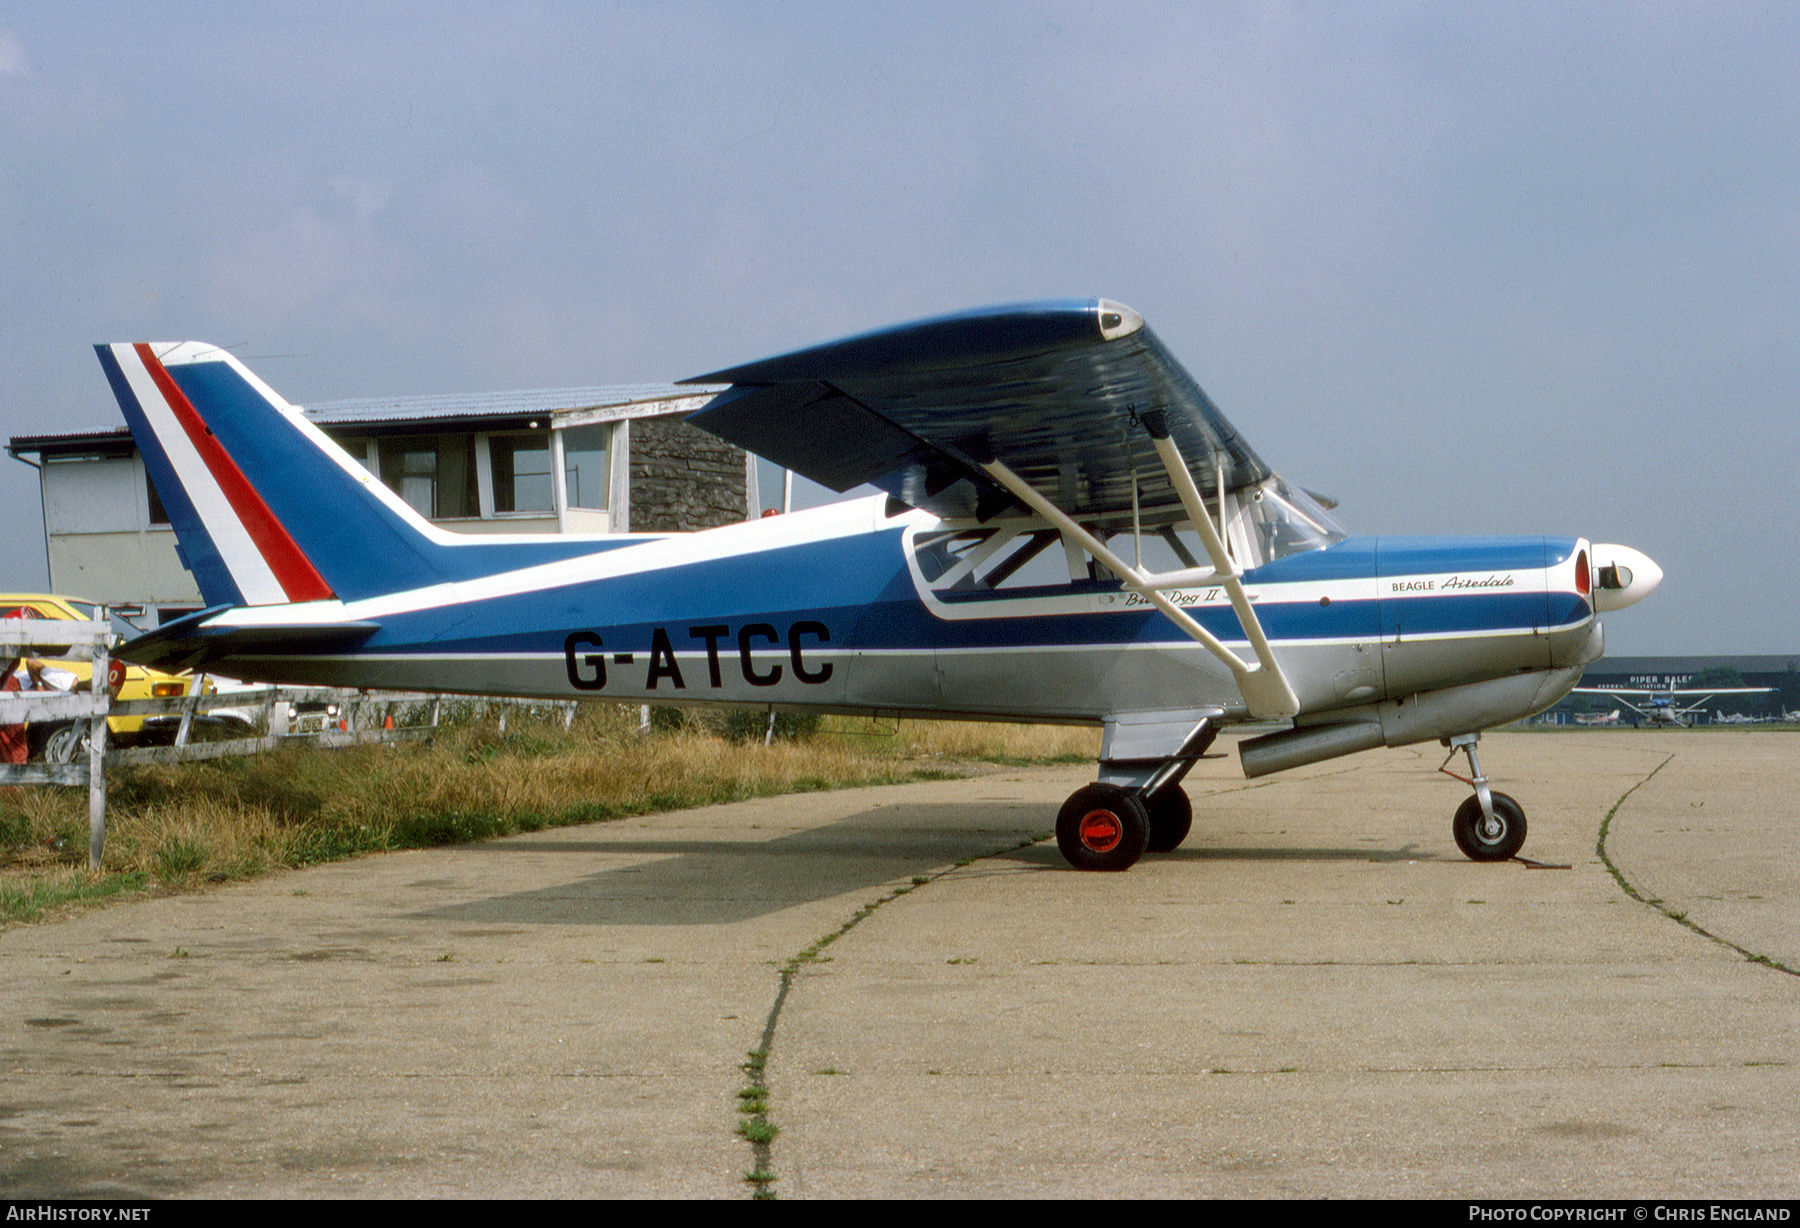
87,637,110,870
174,672,205,748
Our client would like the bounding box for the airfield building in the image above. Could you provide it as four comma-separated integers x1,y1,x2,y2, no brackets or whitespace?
1560,655,1799,723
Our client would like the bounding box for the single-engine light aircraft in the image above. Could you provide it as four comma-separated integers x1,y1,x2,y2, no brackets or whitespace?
1573,708,1623,727
97,300,1663,870
1571,685,1773,728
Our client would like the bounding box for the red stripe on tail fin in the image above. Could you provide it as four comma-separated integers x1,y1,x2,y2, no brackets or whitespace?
135,344,335,603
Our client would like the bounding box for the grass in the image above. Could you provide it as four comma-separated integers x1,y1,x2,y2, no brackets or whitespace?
737,1044,779,1197
0,704,1098,926
0,868,148,924
819,714,1098,764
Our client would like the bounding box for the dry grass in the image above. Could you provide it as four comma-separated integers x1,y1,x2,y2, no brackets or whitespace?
828,716,1100,764
0,703,1096,923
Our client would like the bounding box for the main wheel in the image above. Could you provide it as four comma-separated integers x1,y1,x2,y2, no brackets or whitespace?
1056,783,1150,872
1452,791,1527,862
1144,784,1193,853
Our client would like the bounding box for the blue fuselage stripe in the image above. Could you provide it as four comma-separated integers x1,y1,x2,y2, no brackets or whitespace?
344,530,1584,658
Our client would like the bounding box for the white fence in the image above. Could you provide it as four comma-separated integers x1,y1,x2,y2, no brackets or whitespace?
0,618,112,868
104,686,576,764
0,617,576,869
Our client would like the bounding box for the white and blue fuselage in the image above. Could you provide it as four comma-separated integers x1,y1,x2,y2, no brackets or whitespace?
94,303,1661,869
132,491,1602,734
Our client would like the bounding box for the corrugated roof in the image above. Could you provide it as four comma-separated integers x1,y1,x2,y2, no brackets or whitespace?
9,427,134,450
299,383,724,425
11,384,733,456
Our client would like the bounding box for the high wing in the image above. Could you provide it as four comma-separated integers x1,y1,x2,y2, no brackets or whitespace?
1573,687,1774,698
685,298,1302,719
683,299,1270,526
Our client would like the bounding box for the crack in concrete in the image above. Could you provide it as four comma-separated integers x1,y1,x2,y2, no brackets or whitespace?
736,831,1050,1198
1597,751,1797,978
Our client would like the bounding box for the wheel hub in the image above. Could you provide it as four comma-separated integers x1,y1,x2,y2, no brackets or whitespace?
1078,810,1123,853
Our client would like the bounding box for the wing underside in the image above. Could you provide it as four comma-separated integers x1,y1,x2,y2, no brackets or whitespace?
683,299,1270,525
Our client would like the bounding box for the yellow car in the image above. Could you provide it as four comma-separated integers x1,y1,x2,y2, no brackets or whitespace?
0,594,210,760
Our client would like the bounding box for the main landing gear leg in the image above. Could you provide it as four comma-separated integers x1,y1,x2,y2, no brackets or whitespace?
1057,720,1216,870
1440,733,1528,862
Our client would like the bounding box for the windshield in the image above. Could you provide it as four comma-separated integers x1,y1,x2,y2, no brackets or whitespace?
1242,476,1348,566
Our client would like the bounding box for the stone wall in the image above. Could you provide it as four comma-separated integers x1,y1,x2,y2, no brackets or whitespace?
628,414,749,532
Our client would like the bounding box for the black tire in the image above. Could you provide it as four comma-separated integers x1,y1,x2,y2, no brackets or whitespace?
1452,791,1527,861
1056,783,1150,872
1144,784,1193,853
38,723,87,765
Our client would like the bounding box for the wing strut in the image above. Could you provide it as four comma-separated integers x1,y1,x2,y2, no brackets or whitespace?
1140,409,1296,716
973,422,1300,720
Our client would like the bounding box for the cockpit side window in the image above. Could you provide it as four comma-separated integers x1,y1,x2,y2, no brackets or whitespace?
907,474,1347,610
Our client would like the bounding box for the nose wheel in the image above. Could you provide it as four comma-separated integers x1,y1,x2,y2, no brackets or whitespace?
1440,734,1529,862
1452,790,1527,860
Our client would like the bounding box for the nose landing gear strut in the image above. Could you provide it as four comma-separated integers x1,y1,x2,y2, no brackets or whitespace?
1440,732,1528,861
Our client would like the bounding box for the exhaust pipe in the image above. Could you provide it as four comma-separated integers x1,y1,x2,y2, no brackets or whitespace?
1239,665,1587,779
1239,721,1384,778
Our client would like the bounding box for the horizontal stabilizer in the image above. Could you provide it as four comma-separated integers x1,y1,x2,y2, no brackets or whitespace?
120,607,381,672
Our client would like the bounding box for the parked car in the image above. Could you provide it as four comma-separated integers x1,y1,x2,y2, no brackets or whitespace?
0,594,227,761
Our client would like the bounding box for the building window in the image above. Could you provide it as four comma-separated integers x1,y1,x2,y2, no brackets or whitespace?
323,432,379,475
377,436,478,519
490,434,553,514
562,424,609,511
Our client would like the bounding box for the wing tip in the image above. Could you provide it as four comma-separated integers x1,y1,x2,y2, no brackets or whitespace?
1096,299,1144,340
681,298,1146,386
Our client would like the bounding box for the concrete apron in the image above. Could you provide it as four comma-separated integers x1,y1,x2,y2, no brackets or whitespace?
1,731,1794,1198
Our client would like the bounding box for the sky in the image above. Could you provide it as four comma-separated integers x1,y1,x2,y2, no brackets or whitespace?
1,1,1795,656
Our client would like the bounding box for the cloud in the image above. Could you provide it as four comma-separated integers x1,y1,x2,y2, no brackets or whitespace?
200,175,403,329
0,30,26,75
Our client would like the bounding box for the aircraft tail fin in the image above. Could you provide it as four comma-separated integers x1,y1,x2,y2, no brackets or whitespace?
95,342,457,608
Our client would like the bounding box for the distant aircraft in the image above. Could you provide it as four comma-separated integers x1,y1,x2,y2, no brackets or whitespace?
1574,709,1622,726
96,300,1663,870
1570,685,1774,728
